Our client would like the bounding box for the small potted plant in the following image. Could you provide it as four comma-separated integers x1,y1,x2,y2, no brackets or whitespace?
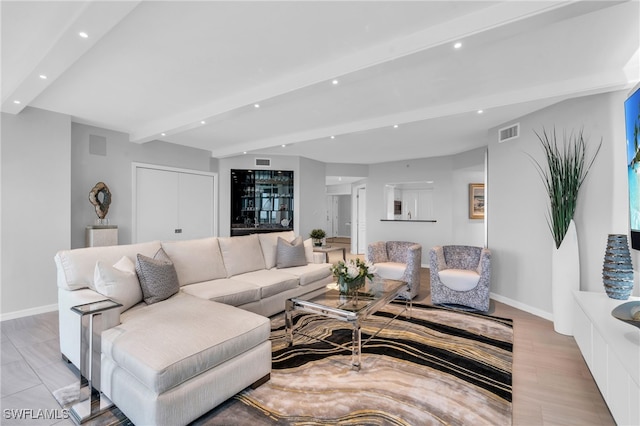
309,229,326,247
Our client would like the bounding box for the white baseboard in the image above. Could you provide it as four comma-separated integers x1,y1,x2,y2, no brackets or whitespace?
1,303,58,322
490,292,553,322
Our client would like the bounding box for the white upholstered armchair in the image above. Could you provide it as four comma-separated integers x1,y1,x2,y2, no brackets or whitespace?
367,241,422,299
429,245,491,312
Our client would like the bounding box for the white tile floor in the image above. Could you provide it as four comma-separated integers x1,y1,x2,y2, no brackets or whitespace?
1,311,76,425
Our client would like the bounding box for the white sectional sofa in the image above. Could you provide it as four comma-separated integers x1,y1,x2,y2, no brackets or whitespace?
54,231,332,425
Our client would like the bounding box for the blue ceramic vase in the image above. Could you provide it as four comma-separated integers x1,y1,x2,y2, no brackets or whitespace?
602,234,634,300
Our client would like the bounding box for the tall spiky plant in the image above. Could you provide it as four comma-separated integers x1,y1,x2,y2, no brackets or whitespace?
530,127,602,249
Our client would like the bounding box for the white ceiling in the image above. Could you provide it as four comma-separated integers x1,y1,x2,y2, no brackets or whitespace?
2,1,638,166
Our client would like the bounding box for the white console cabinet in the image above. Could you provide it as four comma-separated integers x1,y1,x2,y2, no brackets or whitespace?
573,291,640,425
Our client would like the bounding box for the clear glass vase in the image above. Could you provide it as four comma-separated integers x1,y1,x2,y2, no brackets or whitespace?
338,276,365,296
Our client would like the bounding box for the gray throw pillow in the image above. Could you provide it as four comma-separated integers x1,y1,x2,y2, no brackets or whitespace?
135,248,179,304
276,236,308,269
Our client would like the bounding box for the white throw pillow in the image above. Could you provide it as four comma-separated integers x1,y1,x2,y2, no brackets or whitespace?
94,256,143,312
114,255,136,274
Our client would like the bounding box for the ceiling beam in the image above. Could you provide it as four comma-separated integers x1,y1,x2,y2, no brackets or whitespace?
209,67,631,158
1,1,141,115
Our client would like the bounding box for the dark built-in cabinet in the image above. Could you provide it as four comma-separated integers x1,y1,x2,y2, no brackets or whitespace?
230,169,294,236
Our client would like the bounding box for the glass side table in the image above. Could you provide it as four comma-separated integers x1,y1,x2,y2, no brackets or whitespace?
70,299,122,424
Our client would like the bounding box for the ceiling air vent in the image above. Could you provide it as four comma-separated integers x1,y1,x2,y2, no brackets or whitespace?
498,123,520,143
255,158,271,167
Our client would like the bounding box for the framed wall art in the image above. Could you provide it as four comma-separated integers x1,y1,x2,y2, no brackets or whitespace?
469,183,485,219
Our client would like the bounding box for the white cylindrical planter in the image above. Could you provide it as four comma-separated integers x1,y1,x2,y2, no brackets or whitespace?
551,220,580,335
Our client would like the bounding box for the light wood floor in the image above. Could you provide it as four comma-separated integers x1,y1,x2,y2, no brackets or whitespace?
1,248,615,425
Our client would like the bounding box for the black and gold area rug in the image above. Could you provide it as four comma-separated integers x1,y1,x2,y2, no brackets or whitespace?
194,302,513,426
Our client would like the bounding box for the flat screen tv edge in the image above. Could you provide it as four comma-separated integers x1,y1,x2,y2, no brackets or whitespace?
625,81,640,250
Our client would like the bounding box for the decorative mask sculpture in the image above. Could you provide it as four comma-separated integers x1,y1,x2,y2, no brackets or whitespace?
89,182,111,219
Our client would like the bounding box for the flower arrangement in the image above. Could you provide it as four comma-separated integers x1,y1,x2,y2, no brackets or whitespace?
331,258,376,285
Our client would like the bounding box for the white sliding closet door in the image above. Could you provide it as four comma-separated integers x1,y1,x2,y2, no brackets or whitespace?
178,172,214,240
136,167,179,242
134,165,216,243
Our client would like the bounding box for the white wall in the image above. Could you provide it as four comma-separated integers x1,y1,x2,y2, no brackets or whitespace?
71,123,213,248
366,148,486,265
337,194,352,237
1,108,71,317
298,157,327,239
489,91,638,319
325,163,368,179
452,149,486,245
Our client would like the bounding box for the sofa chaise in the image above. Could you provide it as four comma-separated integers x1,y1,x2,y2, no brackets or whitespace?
54,231,332,425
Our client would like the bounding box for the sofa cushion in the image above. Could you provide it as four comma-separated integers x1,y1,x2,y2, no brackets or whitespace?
218,234,266,277
180,279,260,306
374,261,406,281
102,293,270,394
258,231,295,269
230,270,298,299
438,269,480,291
161,237,226,286
94,257,142,313
135,249,179,304
276,236,307,269
278,263,332,286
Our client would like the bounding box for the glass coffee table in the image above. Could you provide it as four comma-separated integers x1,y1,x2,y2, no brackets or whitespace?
285,277,410,371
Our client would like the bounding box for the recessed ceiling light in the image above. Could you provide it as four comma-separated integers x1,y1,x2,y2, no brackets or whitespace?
160,133,166,136
477,110,484,114
243,151,247,154
330,135,335,139
200,120,206,124
454,41,462,49
393,124,399,128
39,74,47,80
281,144,286,148
254,104,260,108
338,177,342,181
13,100,20,104
332,79,339,85
78,32,89,39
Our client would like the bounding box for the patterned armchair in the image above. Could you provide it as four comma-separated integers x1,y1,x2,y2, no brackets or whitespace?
429,245,491,312
367,241,422,299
